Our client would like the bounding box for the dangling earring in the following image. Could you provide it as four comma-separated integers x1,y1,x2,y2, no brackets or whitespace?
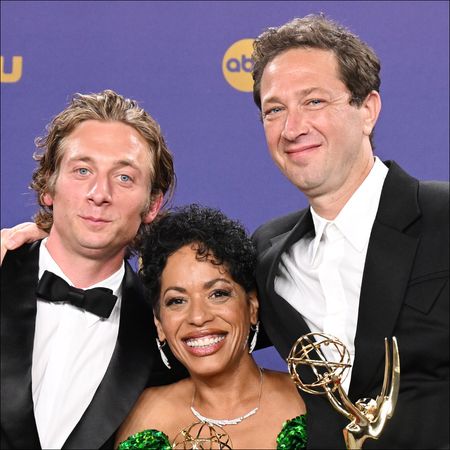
248,321,260,354
156,338,171,369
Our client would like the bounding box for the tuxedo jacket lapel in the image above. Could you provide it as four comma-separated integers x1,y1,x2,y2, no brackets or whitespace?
1,242,41,449
258,163,421,389
63,262,155,449
350,162,421,399
1,247,160,449
257,209,315,358
254,208,345,447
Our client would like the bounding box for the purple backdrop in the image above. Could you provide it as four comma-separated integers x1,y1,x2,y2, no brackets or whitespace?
1,1,448,369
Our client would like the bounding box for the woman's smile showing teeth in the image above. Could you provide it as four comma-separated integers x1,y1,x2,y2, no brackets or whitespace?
185,334,226,348
155,243,259,368
183,333,226,356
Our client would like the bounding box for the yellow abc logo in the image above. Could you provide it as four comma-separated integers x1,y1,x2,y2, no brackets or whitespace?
1,56,23,83
222,39,254,92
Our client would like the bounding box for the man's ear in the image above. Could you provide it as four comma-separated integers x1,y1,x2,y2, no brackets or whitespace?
154,315,166,342
143,192,163,224
362,90,381,137
43,192,54,206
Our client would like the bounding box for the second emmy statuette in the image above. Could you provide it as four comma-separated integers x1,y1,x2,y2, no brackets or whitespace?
287,333,400,450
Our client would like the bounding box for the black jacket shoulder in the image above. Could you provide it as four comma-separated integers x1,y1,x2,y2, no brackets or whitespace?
252,209,308,253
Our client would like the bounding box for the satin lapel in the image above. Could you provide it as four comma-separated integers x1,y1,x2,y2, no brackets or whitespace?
257,209,315,358
1,242,42,449
63,262,154,449
350,162,420,399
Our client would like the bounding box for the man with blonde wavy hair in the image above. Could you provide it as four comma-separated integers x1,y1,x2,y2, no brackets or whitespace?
1,90,185,449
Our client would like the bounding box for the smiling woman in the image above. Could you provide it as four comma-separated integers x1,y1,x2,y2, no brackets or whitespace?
115,204,307,449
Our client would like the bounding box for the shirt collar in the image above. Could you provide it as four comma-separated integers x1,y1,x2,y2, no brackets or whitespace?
309,209,331,263
310,157,388,257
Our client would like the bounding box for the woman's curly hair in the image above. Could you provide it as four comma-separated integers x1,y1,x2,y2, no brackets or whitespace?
139,204,257,317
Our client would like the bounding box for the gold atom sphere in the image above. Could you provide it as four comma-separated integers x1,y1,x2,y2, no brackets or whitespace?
172,421,233,449
287,332,352,395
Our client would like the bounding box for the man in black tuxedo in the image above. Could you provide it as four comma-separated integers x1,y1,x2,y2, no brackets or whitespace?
251,15,449,449
1,90,185,449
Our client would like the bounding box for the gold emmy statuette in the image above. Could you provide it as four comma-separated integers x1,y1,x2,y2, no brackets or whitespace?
288,333,400,450
172,421,233,449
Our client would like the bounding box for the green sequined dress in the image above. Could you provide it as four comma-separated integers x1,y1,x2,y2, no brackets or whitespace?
118,414,307,449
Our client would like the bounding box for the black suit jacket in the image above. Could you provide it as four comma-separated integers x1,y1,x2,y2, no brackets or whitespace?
253,161,449,449
0,241,178,449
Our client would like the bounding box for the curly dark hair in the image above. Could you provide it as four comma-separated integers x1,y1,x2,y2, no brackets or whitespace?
139,204,257,318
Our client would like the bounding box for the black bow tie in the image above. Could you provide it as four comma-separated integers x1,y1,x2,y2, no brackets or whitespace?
36,270,118,319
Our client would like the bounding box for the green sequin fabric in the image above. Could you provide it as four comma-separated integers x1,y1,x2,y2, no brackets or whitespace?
118,414,307,449
276,414,308,449
118,429,171,450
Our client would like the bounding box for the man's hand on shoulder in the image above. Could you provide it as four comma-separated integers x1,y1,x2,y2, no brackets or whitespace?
1,222,48,264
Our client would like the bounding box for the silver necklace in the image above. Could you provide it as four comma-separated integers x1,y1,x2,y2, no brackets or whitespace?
190,367,264,427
